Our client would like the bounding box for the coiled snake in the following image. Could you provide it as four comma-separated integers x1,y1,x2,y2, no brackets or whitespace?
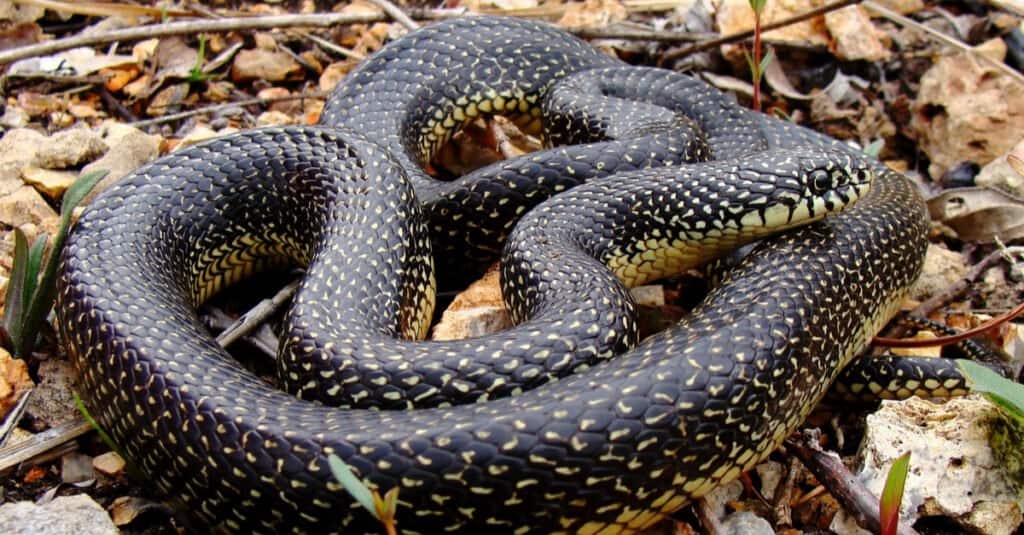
56,16,929,534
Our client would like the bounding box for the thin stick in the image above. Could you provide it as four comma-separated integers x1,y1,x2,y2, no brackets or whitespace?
863,0,1024,86
571,26,712,43
0,9,463,65
215,280,300,348
874,300,1024,347
910,246,1024,318
366,0,420,31
129,90,330,128
659,0,862,63
785,430,919,535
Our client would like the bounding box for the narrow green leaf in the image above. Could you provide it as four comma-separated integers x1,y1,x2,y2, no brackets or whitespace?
864,139,885,158
23,234,49,321
879,452,910,535
382,487,400,518
60,169,108,223
2,229,29,355
16,170,108,357
327,454,381,520
743,49,757,78
759,50,775,74
958,360,1024,422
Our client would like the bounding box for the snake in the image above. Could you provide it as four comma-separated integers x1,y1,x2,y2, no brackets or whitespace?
56,16,930,534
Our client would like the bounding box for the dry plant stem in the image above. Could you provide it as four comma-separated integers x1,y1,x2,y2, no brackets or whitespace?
14,0,195,18
785,430,920,535
693,497,724,535
0,389,32,448
365,0,421,31
129,90,329,128
911,246,1024,317
215,280,301,348
874,300,1024,347
659,0,862,64
790,485,828,507
772,457,798,526
863,0,1024,86
0,419,92,474
0,10,466,65
572,27,712,42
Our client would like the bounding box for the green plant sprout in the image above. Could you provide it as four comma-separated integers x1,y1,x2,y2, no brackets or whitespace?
1,169,107,358
744,0,775,112
879,451,910,535
328,454,400,535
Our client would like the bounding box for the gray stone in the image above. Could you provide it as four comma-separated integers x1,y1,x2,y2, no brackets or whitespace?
854,396,1024,535
908,244,969,301
0,494,117,535
35,127,107,169
81,121,161,204
720,511,774,535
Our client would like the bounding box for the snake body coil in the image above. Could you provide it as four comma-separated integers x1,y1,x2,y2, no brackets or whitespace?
56,17,928,534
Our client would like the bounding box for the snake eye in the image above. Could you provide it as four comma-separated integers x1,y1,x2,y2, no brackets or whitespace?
810,170,832,194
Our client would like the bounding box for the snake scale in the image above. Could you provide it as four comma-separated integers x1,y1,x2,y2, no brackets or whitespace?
56,16,930,534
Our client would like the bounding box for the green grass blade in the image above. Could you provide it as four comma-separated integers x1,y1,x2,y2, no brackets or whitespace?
17,170,107,358
327,454,380,520
23,233,49,323
879,451,910,535
958,359,1024,422
2,228,29,355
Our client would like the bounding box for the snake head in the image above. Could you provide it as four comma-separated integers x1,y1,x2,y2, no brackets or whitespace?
746,150,874,234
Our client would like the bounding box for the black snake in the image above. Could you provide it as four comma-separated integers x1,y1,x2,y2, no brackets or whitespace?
56,16,929,534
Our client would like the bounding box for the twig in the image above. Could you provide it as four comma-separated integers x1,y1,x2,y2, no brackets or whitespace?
0,389,33,448
863,0,1024,86
693,497,724,534
366,0,420,31
785,430,919,535
659,0,862,64
215,279,300,348
874,300,1024,347
13,0,195,18
0,9,463,65
910,246,1024,318
0,419,92,475
570,26,712,43
129,90,329,128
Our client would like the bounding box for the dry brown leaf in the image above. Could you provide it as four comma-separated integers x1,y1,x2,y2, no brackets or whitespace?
927,187,1024,242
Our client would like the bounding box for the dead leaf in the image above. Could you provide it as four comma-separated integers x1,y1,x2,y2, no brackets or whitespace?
7,47,136,77
764,58,814,101
109,496,167,526
153,37,200,81
0,22,42,50
927,187,1024,242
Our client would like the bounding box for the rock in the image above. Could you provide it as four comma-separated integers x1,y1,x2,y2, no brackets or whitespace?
829,509,871,535
319,60,359,92
21,167,76,201
824,6,890,61
701,478,744,519
558,0,628,29
231,49,302,82
976,139,1024,197
61,451,96,484
80,121,161,203
0,106,29,129
630,285,665,307
35,127,108,170
720,511,774,535
0,347,32,421
145,82,190,117
0,185,60,234
92,451,127,478
431,269,512,340
755,460,785,498
26,359,81,427
176,124,223,149
854,396,1024,535
913,39,1024,179
907,244,968,301
0,128,44,196
872,0,924,13
256,110,296,127
0,494,118,535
